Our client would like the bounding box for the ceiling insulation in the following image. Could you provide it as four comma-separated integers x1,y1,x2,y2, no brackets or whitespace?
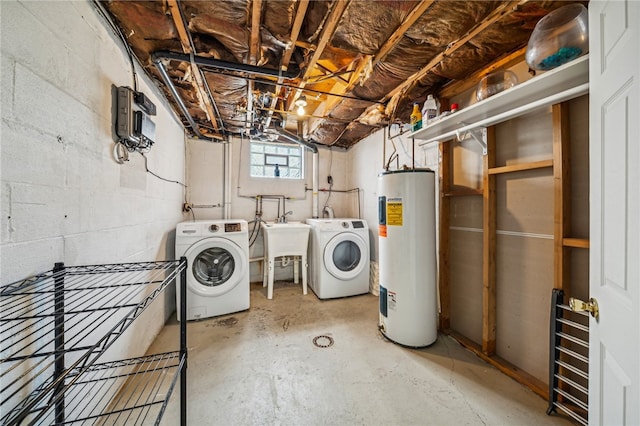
97,0,588,149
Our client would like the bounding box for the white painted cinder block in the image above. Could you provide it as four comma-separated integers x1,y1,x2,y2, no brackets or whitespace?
1,57,14,122
0,2,72,91
0,1,186,376
0,238,65,284
13,63,94,145
1,121,68,187
6,182,79,243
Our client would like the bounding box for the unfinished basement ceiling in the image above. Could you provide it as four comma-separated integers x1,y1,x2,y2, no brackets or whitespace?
97,0,584,149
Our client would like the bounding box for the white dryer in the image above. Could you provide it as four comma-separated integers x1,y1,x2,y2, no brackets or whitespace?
305,218,370,299
175,220,249,320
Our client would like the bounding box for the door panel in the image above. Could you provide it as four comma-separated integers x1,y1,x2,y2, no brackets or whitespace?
589,1,639,424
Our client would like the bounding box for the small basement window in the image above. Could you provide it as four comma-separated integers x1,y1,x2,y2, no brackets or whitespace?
250,140,303,179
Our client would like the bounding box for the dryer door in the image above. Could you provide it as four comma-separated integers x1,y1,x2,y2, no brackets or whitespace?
184,237,248,297
323,232,368,280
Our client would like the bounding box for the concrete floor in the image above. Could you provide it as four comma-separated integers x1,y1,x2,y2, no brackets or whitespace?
154,281,573,425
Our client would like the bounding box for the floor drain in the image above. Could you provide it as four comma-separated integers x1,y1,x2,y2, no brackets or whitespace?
313,335,334,348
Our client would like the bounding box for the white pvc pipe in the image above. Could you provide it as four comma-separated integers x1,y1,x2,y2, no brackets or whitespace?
223,140,232,219
312,151,319,218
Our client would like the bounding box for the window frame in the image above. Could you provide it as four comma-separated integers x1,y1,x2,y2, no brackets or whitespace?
249,140,304,180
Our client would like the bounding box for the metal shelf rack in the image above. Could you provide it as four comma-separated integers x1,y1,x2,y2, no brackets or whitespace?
1,259,187,425
547,288,589,425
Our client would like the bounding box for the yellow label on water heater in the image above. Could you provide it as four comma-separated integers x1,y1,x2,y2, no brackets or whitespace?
386,198,403,226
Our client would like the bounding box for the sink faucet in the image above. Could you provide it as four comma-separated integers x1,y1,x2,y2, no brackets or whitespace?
278,211,293,223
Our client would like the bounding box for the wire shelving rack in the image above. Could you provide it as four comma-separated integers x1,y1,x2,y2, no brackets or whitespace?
1,258,187,425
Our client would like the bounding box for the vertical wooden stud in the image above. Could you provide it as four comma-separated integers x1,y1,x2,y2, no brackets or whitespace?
482,126,497,355
553,103,571,292
438,140,451,330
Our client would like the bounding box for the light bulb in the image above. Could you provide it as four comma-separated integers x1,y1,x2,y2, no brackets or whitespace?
294,94,307,116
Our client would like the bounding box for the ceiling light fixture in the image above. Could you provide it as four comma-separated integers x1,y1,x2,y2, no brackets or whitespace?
295,95,307,117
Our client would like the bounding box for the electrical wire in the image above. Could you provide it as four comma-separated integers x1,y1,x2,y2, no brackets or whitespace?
183,129,189,206
92,1,138,91
139,153,187,187
323,148,333,211
396,132,426,168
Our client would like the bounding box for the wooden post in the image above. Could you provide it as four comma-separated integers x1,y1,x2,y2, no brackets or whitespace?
553,102,571,292
482,126,497,355
438,140,451,331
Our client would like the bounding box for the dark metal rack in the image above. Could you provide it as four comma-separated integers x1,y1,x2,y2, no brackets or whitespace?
1,258,187,425
547,288,589,425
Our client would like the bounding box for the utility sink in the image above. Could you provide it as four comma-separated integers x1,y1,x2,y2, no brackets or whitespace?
261,221,311,299
261,221,310,255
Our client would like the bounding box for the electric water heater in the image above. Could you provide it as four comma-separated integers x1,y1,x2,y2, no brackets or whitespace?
378,169,437,347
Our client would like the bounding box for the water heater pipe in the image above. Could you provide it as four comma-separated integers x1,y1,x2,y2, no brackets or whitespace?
312,151,319,218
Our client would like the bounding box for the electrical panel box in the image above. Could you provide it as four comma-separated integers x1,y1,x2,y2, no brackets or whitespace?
116,86,156,149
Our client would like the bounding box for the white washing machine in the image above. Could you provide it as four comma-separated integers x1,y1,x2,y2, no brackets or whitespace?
305,218,370,299
175,220,250,320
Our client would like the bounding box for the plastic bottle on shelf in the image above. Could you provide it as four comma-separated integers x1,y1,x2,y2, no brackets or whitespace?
422,94,439,125
410,103,422,131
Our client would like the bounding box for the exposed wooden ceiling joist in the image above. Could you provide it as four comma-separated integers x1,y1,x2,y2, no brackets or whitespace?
264,0,309,130
371,0,436,69
307,0,434,136
439,46,527,100
166,0,219,132
101,0,577,148
288,0,351,112
249,0,263,65
309,54,370,134
246,0,263,135
385,0,529,116
281,0,309,69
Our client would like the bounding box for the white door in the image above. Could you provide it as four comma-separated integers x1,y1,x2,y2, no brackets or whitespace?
589,1,639,424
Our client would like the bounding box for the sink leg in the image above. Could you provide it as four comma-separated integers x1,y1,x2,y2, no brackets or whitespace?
262,256,268,288
302,255,308,296
267,258,275,300
293,256,299,284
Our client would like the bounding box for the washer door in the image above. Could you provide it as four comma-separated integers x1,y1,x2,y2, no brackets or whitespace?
184,237,247,297
323,232,368,280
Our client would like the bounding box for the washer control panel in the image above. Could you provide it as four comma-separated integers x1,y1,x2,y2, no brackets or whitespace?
224,223,243,233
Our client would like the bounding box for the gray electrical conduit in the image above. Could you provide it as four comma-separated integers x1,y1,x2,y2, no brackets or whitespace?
152,54,219,142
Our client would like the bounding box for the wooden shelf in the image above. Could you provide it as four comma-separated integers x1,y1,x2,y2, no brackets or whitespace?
410,55,589,145
488,159,554,175
563,238,590,249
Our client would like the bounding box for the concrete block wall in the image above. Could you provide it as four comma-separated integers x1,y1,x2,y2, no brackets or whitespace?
1,1,185,362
